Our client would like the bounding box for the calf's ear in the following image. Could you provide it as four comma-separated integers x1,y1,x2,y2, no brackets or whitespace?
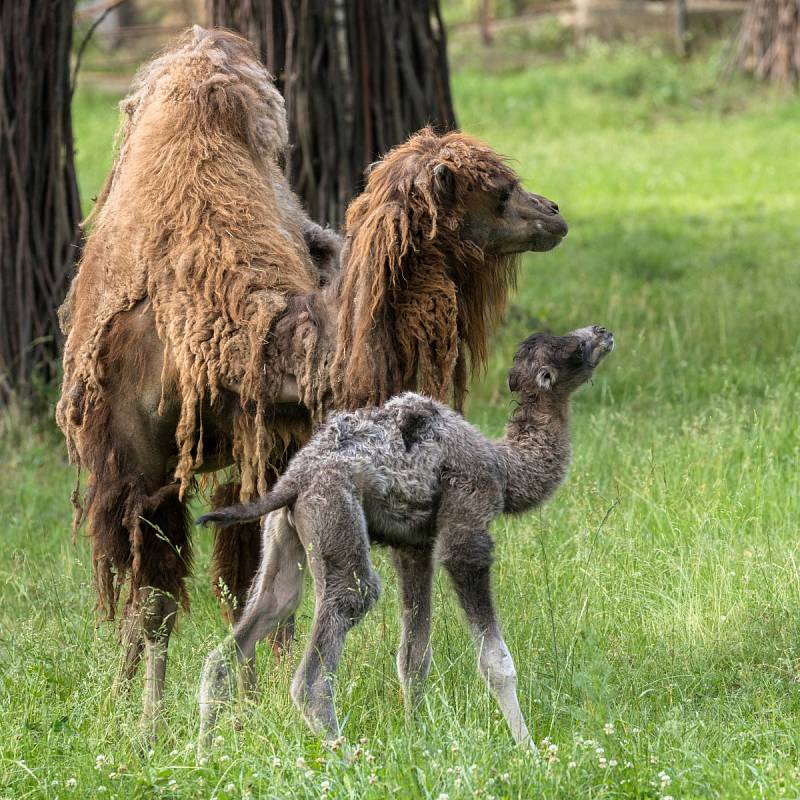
507,366,520,393
535,366,556,390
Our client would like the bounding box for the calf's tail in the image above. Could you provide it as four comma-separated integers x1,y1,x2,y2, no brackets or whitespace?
196,481,298,528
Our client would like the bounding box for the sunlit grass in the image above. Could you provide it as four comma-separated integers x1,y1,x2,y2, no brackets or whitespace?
2,41,799,798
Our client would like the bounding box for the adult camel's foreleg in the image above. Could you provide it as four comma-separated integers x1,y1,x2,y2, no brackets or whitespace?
210,482,263,623
199,508,305,742
391,546,434,710
211,475,297,654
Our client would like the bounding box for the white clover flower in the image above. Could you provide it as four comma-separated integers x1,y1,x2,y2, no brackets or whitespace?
659,771,671,788
219,754,230,763
609,759,618,768
595,746,605,755
213,736,225,748
368,774,378,785
567,761,577,769
500,772,510,781
95,754,107,769
604,723,615,736
66,777,78,790
224,782,236,793
437,794,450,800
295,756,306,769
320,780,331,792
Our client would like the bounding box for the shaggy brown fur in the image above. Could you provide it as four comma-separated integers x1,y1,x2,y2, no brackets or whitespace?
331,129,520,412
57,28,324,617
55,27,567,725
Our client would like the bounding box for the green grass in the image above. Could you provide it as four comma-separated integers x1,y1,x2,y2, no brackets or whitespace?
3,43,800,799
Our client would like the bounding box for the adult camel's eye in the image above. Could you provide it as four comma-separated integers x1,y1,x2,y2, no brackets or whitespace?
497,187,511,213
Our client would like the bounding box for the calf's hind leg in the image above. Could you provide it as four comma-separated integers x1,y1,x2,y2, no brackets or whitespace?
199,508,305,742
439,527,531,747
290,486,380,738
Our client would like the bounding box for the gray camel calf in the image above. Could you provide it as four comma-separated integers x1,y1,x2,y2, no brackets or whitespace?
197,325,614,746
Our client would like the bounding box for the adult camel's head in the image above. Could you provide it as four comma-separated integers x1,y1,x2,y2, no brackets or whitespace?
331,128,568,412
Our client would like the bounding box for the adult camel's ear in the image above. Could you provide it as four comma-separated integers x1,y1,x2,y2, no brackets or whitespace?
363,160,379,182
433,162,455,201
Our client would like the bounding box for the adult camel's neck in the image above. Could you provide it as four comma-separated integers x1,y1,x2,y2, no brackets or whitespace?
495,395,572,515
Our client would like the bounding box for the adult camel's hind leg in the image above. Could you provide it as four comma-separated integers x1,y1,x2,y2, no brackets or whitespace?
117,600,144,686
85,473,146,690
135,485,192,734
199,507,305,741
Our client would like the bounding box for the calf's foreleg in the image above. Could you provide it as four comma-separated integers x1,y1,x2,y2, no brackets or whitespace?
440,529,532,747
392,546,434,710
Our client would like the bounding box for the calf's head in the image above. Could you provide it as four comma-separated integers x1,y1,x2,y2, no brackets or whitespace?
508,325,615,399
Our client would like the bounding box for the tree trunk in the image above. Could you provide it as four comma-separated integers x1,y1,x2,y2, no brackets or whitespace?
207,0,457,229
675,0,689,58
480,0,494,46
0,0,82,403
731,0,800,85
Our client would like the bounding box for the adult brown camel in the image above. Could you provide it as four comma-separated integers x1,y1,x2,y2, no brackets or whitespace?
56,27,568,730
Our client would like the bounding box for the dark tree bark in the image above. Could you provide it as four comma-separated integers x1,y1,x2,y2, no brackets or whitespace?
731,0,800,85
0,0,82,403
480,0,494,46
207,0,458,228
675,0,689,58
